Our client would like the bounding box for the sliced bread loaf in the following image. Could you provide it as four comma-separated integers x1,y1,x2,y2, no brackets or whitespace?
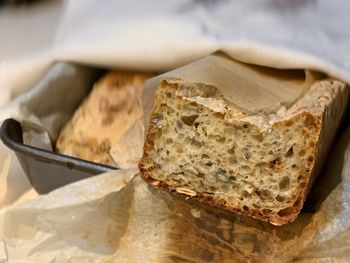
139,75,348,225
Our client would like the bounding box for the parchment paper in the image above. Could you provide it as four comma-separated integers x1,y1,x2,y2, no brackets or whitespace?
0,126,350,262
142,53,321,128
0,56,349,262
2,63,103,150
0,63,103,207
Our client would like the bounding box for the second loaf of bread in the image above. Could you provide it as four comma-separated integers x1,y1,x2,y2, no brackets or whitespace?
56,71,151,165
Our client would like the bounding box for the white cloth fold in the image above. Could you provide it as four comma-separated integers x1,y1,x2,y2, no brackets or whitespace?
2,0,350,102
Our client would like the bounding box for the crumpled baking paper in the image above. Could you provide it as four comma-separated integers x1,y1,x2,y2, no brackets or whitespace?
1,124,350,262
141,52,324,128
0,62,102,207
0,56,349,262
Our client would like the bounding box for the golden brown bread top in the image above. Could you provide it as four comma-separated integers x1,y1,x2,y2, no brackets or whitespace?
56,71,152,165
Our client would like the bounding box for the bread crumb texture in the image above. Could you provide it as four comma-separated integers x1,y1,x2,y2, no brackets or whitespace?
140,78,348,225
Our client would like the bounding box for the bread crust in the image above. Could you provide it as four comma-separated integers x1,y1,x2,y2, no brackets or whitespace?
56,71,151,165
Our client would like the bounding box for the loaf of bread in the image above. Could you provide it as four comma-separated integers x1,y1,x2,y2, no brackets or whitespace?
56,71,151,165
139,71,349,225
